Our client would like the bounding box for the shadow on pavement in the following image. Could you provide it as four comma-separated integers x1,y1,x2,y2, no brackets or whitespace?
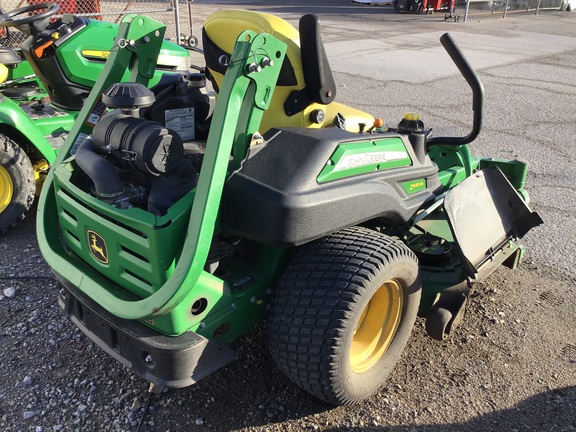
321,386,576,432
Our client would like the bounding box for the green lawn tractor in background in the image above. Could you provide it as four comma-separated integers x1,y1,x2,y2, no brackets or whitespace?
37,10,542,406
0,2,191,234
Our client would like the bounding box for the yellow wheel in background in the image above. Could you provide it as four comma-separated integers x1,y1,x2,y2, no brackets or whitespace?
0,135,36,234
0,164,14,214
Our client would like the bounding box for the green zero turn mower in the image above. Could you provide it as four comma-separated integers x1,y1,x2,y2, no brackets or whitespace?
0,3,190,234
37,10,542,405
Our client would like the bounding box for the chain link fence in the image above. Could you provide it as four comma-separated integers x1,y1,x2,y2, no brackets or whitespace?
457,0,567,20
1,0,193,47
3,0,572,51
351,0,569,19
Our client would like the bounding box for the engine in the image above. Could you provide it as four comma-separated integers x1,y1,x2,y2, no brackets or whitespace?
73,74,211,216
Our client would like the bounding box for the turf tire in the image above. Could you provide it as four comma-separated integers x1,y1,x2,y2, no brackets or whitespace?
267,226,421,406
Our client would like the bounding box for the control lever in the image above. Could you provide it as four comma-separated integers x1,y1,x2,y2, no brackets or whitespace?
426,33,484,148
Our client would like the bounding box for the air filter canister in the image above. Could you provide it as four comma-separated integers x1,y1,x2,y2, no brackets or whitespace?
92,114,184,176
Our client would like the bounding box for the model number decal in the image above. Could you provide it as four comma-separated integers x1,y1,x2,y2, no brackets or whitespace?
82,50,110,59
402,179,427,194
409,181,425,190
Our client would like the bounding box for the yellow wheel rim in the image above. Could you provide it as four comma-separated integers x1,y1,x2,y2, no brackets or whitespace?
350,279,403,373
0,164,14,213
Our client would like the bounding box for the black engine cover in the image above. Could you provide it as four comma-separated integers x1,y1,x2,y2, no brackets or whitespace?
221,127,441,247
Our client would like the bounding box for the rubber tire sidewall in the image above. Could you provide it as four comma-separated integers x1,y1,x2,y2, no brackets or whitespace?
0,135,35,234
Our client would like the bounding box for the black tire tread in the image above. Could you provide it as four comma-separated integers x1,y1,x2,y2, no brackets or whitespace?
267,226,420,405
0,134,36,235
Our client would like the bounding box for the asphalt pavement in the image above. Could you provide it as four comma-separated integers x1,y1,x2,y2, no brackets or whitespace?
188,0,576,274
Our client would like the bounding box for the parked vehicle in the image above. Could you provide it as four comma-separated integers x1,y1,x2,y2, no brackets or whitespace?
0,3,189,233
37,10,541,405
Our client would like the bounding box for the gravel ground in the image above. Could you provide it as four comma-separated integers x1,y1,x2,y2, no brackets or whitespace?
1,218,574,431
1,2,575,432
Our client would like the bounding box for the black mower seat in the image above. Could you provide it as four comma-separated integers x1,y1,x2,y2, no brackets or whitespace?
0,46,22,66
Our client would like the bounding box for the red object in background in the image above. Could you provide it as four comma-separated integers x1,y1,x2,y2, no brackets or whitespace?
27,0,102,19
426,0,456,11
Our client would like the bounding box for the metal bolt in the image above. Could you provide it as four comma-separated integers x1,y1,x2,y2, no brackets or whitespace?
230,303,237,310
117,38,138,49
218,55,230,67
145,354,153,364
309,109,325,125
199,322,206,329
247,62,261,73
250,132,264,146
260,57,273,68
250,296,257,304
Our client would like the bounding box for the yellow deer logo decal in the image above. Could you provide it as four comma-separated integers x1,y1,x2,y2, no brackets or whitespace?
87,230,109,264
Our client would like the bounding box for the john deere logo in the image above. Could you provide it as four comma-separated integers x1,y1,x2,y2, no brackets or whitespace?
87,230,108,264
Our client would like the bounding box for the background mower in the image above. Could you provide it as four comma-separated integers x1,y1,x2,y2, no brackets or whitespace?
0,2,190,234
37,10,542,405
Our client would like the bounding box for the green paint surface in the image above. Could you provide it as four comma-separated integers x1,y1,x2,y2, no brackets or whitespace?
317,137,411,183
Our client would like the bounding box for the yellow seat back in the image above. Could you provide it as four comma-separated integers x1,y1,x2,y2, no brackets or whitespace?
203,10,374,133
0,47,23,85
0,64,8,84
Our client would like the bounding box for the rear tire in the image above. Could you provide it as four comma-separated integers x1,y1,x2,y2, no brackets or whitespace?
267,226,421,405
0,135,36,235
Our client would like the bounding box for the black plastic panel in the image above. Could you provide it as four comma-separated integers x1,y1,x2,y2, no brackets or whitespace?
56,273,236,388
222,127,441,246
20,16,90,110
0,47,22,66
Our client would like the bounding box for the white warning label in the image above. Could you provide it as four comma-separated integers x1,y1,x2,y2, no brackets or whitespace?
86,97,107,127
165,107,196,140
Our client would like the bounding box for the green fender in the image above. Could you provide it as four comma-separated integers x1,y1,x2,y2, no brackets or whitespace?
0,97,58,163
